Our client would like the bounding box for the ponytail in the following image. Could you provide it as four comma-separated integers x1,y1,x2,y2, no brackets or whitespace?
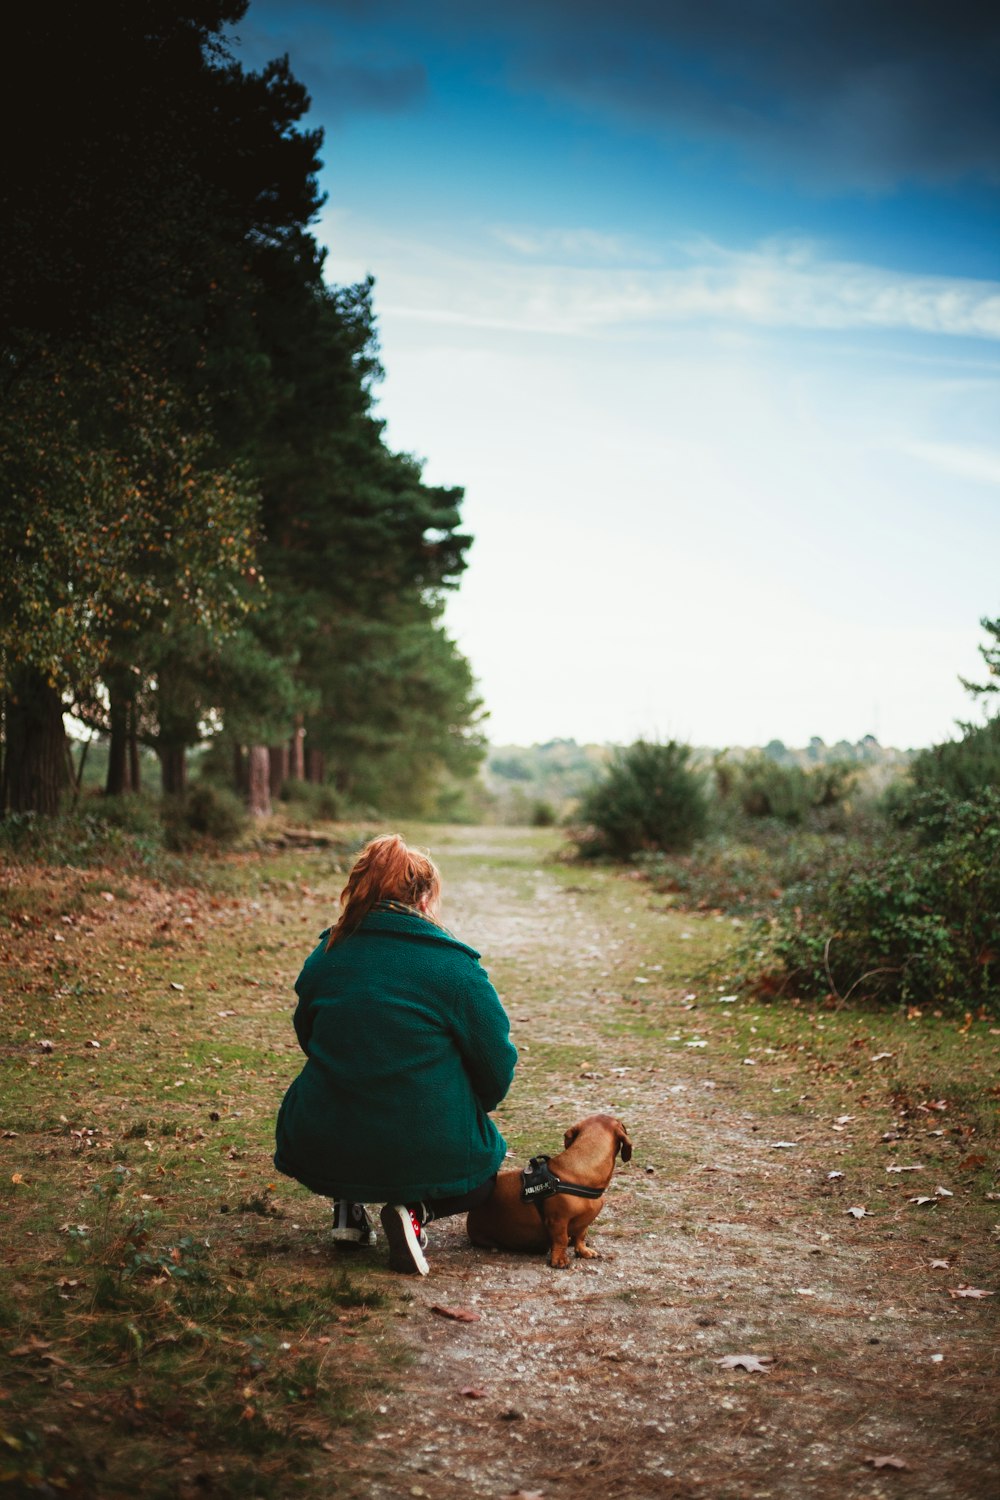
326,834,441,947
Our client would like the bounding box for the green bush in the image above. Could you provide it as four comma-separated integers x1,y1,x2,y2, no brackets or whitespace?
905,716,1000,803
638,828,844,915
0,802,165,870
735,788,1000,1011
530,799,558,827
716,752,855,824
162,783,246,851
575,740,708,858
280,778,340,822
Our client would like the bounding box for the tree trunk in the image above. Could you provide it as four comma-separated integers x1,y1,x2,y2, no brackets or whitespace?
106,684,130,796
289,715,305,781
232,742,247,794
247,745,271,818
268,744,288,796
159,744,187,797
306,747,324,784
3,668,68,815
127,704,141,794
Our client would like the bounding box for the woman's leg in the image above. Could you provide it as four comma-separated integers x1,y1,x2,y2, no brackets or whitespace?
330,1199,377,1245
413,1174,497,1222
381,1175,498,1276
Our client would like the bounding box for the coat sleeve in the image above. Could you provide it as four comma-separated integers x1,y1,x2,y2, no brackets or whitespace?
448,960,517,1111
290,933,332,1054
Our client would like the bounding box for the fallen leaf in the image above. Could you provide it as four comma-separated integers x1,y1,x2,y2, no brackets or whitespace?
37,1040,54,1053
845,1206,867,1218
459,1386,488,1399
794,1288,815,1296
169,982,185,992
958,1154,986,1171
886,1164,924,1173
826,1171,844,1180
833,1115,855,1126
948,1287,994,1299
769,1142,799,1149
870,1052,894,1062
929,1260,950,1269
715,1354,774,1373
930,1353,944,1363
10,1336,51,1356
908,1196,936,1206
86,1039,101,1049
935,1186,954,1197
10,1173,25,1186
865,1455,910,1470
430,1304,481,1323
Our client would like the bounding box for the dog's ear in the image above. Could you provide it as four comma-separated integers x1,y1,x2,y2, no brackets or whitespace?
564,1123,581,1149
616,1122,633,1162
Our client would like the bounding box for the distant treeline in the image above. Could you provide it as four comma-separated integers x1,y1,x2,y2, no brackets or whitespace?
0,3,483,821
483,735,913,823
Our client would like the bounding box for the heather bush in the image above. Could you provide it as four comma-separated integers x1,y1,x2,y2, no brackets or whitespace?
575,740,708,858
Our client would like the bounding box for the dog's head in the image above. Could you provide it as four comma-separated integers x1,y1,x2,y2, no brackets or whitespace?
564,1114,633,1163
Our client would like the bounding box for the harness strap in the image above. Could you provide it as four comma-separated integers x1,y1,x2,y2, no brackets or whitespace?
520,1154,606,1217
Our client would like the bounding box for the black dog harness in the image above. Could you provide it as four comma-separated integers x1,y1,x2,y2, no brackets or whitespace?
520,1154,605,1216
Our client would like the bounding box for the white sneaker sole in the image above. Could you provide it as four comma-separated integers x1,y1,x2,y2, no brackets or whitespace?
380,1204,429,1275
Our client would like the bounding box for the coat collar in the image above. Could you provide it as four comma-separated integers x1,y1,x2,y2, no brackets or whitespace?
321,908,481,961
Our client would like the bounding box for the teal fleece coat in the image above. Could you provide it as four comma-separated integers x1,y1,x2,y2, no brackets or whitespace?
273,908,517,1202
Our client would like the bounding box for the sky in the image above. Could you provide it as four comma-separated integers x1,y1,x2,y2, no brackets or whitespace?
235,1,1000,750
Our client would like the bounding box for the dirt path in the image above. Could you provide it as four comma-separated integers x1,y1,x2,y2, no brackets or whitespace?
341,826,998,1500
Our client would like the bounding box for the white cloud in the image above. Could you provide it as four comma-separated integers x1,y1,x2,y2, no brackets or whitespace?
904,440,1000,488
321,211,1000,343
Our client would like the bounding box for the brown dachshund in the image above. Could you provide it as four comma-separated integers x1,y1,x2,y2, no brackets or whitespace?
466,1114,633,1269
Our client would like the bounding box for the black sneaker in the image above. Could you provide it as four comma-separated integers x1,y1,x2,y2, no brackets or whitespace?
330,1200,377,1246
380,1204,429,1275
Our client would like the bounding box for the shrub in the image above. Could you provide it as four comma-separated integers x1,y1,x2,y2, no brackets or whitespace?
280,778,340,822
162,784,246,851
716,753,855,824
906,716,1000,803
0,802,164,870
575,740,708,858
735,788,1000,1011
530,800,558,827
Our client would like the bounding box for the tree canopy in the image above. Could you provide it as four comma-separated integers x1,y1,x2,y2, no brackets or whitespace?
1,2,484,816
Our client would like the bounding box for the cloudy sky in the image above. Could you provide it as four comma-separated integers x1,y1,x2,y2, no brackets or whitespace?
237,1,999,750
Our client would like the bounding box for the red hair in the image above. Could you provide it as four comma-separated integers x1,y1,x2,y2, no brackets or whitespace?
326,834,441,947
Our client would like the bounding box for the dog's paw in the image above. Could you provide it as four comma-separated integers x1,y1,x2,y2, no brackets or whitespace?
548,1258,572,1271
574,1247,600,1259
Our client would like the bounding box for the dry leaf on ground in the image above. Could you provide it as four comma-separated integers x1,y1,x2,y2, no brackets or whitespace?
845,1206,867,1218
948,1287,994,1299
865,1455,911,1470
715,1354,774,1373
430,1304,481,1323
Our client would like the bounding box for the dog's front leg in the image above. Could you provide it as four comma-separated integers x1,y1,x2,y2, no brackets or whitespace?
571,1231,599,1259
546,1210,572,1270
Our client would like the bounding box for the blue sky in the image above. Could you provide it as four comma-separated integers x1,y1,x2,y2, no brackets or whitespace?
236,1,999,749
